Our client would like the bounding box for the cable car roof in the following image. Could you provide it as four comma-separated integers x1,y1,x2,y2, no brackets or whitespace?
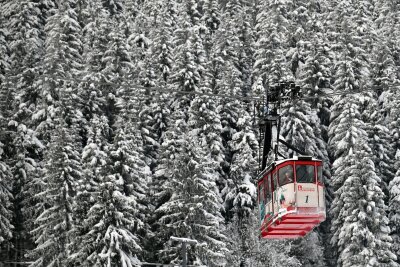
257,156,322,181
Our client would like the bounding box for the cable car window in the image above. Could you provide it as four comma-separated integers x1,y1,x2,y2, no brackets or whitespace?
278,165,294,186
317,166,323,184
265,175,271,202
259,183,265,222
296,165,315,183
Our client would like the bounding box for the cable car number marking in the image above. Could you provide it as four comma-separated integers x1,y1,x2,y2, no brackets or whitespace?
305,195,309,203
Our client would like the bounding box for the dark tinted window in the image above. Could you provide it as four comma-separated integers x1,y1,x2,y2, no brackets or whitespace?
278,165,294,186
317,166,323,184
296,165,315,183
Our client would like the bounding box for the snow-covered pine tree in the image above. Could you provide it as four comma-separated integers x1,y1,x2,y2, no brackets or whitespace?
328,3,384,264
329,95,370,266
137,0,174,160
362,94,396,201
187,68,224,190
366,7,399,199
154,6,222,259
253,0,292,87
389,153,400,265
20,3,84,258
35,0,83,143
153,110,190,264
0,141,13,254
0,14,12,253
154,7,217,263
225,110,258,266
151,100,186,263
3,0,48,258
332,142,396,267
169,12,203,116
69,159,142,266
109,95,149,253
99,12,133,143
328,59,395,266
388,84,400,264
157,130,227,266
180,76,228,266
69,110,143,266
201,0,220,54
28,115,81,267
79,0,110,135
376,0,400,71
211,0,255,200
149,0,176,84
298,23,333,139
138,2,177,261
217,61,244,213
67,115,109,267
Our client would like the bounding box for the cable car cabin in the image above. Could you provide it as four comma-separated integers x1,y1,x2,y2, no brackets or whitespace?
257,156,326,239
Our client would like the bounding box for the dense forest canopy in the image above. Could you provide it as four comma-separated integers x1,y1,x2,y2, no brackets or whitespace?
0,0,400,266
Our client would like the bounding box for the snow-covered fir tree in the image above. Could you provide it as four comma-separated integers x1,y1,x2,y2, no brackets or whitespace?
2,0,400,265
389,84,400,264
110,97,149,251
0,141,13,251
253,0,292,87
3,0,48,259
332,142,396,266
389,154,400,265
225,110,258,266
157,131,228,265
68,112,142,266
28,117,81,267
70,165,142,266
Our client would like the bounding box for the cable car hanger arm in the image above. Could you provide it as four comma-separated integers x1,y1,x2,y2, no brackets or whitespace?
278,139,307,156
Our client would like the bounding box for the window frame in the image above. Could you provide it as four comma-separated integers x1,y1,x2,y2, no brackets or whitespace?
278,164,294,186
295,164,316,183
317,165,323,185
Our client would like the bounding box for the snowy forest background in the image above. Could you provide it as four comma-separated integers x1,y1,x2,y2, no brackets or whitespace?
0,0,400,266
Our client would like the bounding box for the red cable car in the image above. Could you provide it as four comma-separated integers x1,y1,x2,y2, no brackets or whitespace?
256,81,326,239
257,156,326,239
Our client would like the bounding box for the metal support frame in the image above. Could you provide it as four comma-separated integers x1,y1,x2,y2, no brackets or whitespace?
259,81,306,172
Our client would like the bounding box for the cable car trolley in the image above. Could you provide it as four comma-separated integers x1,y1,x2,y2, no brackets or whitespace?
256,81,326,239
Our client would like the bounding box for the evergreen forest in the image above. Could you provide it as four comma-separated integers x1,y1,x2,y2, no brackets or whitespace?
0,0,400,266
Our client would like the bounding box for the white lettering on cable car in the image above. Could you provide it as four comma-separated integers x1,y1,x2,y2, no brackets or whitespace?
297,185,315,192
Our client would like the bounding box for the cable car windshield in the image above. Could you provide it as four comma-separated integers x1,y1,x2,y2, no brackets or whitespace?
296,165,315,183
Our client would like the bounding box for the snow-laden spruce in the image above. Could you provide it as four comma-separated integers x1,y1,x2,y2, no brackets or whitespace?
0,141,13,247
29,118,81,267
